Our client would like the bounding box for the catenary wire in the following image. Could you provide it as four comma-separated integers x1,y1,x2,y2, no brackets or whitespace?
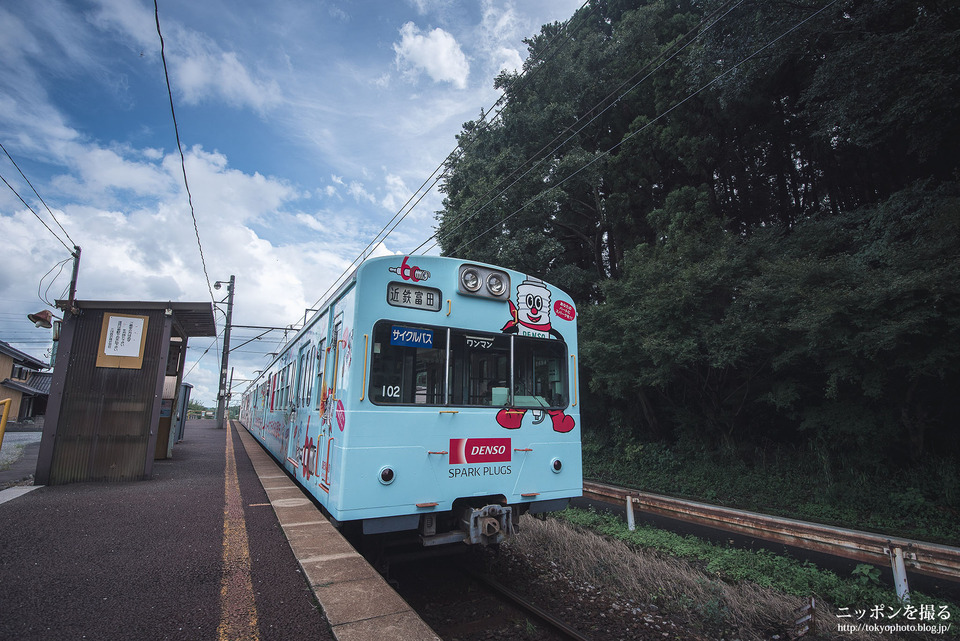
301,2,597,319
183,326,225,379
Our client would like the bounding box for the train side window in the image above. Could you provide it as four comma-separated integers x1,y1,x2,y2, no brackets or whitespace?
305,346,314,407
512,337,568,409
288,363,294,407
369,321,446,405
315,339,326,410
296,345,309,408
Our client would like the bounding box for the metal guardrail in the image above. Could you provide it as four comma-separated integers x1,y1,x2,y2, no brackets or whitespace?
582,480,960,587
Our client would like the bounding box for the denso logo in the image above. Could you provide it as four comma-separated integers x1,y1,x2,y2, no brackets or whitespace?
449,438,511,464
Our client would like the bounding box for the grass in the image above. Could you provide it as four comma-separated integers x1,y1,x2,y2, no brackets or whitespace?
582,435,960,545
0,442,25,471
511,511,958,640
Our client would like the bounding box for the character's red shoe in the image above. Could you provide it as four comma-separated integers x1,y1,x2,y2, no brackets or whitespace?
497,408,526,429
549,410,575,433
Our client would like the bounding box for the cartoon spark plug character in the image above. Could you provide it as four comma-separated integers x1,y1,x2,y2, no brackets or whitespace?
502,277,563,340
498,277,575,433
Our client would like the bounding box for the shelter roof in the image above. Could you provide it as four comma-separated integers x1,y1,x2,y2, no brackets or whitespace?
56,300,217,337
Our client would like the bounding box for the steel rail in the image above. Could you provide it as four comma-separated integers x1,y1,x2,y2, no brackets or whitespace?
582,480,960,583
461,566,593,641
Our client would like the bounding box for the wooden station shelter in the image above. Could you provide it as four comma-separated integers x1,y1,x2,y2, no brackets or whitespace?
35,300,216,485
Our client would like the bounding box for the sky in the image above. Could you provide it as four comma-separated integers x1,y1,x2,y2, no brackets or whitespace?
0,0,584,407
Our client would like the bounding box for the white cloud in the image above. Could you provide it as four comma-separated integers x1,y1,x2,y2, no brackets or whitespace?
347,180,377,205
406,0,452,15
381,173,410,212
0,0,589,405
393,22,469,89
327,4,350,22
493,47,523,74
173,40,282,113
50,144,173,203
478,1,529,75
88,0,156,49
89,0,282,114
174,146,297,226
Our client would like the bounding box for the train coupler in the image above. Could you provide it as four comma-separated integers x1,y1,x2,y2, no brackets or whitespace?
460,504,514,546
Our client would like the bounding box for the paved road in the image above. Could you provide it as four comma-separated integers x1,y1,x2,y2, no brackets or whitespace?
0,431,42,470
0,420,334,641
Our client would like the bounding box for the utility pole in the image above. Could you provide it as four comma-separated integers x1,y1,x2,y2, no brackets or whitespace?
216,275,235,429
67,245,81,312
55,245,81,316
227,366,234,421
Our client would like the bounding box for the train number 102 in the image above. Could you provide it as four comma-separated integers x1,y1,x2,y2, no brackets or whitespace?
381,385,401,399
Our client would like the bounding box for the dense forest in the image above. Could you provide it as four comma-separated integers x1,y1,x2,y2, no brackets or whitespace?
434,0,960,487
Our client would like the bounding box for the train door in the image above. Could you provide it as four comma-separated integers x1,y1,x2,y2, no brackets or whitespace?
287,342,312,475
318,316,342,493
280,361,292,456
313,338,328,490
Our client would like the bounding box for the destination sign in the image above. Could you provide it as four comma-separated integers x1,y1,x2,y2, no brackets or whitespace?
390,326,434,349
386,282,442,312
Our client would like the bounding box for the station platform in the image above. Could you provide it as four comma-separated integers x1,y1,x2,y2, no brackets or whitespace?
0,419,439,641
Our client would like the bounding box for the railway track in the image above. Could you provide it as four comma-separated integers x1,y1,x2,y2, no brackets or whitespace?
460,566,593,641
391,553,591,641
389,543,703,641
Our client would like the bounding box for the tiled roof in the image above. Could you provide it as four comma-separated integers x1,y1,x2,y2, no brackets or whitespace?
0,340,49,370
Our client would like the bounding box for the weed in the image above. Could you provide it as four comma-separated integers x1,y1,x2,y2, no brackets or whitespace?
546,508,959,638
852,564,882,587
582,433,960,544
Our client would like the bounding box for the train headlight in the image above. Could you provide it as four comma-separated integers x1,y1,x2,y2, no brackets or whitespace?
460,268,482,292
459,264,509,299
379,466,396,485
486,273,506,296
551,458,563,473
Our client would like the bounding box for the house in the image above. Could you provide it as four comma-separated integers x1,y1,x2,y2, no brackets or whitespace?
0,340,51,427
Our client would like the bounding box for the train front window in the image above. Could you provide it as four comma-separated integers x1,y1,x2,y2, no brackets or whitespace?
370,322,447,404
513,337,568,409
368,320,568,409
449,331,511,406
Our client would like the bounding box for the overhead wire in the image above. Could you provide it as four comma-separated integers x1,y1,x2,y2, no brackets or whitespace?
153,0,217,308
442,0,841,257
413,0,746,256
38,257,73,307
300,1,598,322
0,169,73,253
1,142,77,248
183,326,225,379
245,0,818,373
0,142,82,310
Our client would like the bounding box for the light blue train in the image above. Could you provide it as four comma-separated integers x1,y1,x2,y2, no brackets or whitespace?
239,255,582,547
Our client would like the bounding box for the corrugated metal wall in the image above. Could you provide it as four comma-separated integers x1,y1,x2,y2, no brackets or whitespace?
47,308,168,484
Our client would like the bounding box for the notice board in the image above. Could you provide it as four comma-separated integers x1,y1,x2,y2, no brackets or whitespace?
96,313,149,369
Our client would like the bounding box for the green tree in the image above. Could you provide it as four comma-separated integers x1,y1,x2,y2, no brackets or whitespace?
436,0,960,472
